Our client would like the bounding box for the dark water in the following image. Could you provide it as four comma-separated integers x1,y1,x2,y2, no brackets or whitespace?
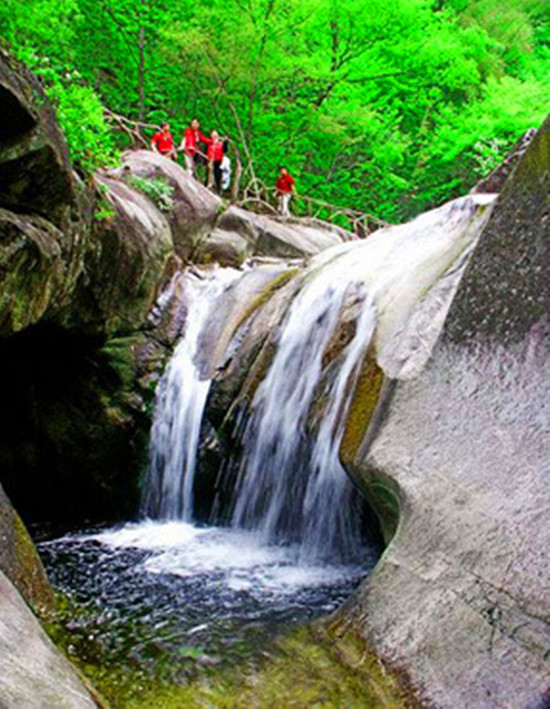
39,520,378,677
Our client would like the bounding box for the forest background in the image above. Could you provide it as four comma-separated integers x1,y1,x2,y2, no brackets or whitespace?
0,0,548,222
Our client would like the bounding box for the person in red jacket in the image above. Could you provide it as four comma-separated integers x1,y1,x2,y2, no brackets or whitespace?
180,118,207,177
151,123,176,160
202,130,227,193
275,167,296,217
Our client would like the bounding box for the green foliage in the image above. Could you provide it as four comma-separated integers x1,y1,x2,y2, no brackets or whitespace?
0,0,547,217
124,175,175,212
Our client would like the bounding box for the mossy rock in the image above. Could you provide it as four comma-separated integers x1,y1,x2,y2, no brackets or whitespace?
0,483,54,614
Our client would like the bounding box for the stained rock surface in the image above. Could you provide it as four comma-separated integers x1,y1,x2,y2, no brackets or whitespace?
341,116,550,706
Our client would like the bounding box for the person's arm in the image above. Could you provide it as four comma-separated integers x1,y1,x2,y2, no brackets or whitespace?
151,134,159,153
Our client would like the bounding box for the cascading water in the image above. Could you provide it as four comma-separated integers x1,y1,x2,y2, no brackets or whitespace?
229,274,378,563
40,193,496,680
143,267,241,520
226,194,496,562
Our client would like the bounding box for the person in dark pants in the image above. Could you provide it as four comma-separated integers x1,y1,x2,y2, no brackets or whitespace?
203,130,227,193
180,118,207,177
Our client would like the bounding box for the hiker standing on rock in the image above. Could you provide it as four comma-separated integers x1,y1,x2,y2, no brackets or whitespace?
275,167,295,217
203,130,228,193
151,122,177,160
180,118,207,177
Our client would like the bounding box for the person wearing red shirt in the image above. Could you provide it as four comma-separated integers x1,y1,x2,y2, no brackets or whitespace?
275,167,296,217
202,130,227,193
179,118,207,177
151,123,176,160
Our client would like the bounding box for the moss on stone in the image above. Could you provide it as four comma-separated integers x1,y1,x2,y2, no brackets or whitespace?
340,349,384,467
360,474,401,546
0,493,55,615
45,605,412,709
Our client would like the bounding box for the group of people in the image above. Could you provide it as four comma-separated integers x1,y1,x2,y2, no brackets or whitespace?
151,120,230,194
151,120,296,216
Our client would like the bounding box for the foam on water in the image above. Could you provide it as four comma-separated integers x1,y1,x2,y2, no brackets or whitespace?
82,521,366,596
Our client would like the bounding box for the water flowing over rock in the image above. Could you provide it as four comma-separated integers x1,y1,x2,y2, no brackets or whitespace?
144,267,243,519
145,192,495,571
339,116,550,706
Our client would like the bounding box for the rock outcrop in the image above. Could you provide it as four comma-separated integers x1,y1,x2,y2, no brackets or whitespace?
0,570,97,708
339,116,550,706
116,150,223,261
0,52,92,336
74,174,175,334
112,152,354,268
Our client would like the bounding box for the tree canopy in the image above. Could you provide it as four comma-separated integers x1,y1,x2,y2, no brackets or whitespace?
1,0,548,221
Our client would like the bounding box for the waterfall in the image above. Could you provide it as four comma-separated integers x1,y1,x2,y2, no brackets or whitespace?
143,268,241,520
228,194,495,561
144,194,495,566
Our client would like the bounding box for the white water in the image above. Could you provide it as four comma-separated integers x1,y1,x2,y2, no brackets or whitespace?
143,267,241,520
230,272,377,562
84,520,367,595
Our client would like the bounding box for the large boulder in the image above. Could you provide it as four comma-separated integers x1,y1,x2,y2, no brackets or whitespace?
0,570,97,708
116,150,222,259
71,175,175,334
214,205,347,260
339,117,550,705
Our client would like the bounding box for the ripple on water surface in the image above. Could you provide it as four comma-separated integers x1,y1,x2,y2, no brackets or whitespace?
40,520,378,670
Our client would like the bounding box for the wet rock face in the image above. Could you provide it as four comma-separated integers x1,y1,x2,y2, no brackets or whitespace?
0,324,152,527
0,570,96,709
0,484,54,613
344,116,550,706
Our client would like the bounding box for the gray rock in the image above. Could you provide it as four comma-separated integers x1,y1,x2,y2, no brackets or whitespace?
72,175,174,334
341,116,550,706
117,150,222,259
0,570,96,708
197,227,250,268
217,206,344,259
